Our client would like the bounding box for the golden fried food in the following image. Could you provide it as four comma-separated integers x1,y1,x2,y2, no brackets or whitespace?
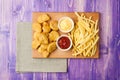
33,32,41,40
42,51,50,58
32,22,42,32
37,14,50,23
38,44,49,58
50,20,58,31
32,40,40,49
49,31,59,42
38,44,48,53
43,32,49,37
42,22,51,33
38,46,44,53
39,33,48,44
47,42,57,53
70,12,99,57
32,13,61,58
41,44,48,50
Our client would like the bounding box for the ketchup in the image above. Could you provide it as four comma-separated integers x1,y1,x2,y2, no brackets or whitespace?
58,36,70,49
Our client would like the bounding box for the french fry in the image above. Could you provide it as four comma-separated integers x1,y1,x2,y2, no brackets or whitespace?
70,12,99,57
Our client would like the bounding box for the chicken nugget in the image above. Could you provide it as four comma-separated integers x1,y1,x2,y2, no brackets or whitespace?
49,31,59,42
39,33,48,44
41,44,48,50
38,44,49,57
47,42,57,53
38,46,44,53
32,40,40,49
38,44,48,53
32,22,42,32
42,51,50,58
43,32,49,37
37,14,50,23
50,20,58,31
33,32,41,40
42,22,51,33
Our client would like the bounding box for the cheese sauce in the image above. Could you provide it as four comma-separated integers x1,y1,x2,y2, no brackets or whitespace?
59,19,72,31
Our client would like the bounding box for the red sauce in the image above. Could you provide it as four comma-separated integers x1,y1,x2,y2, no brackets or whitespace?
58,36,70,49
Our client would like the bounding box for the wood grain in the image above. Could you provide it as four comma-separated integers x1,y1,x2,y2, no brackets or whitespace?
0,0,120,80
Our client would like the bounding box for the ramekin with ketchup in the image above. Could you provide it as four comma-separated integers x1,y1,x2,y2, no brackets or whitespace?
56,35,72,51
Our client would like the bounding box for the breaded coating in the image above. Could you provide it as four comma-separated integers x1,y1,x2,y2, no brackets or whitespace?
50,20,58,31
42,51,50,58
43,32,49,37
42,22,51,33
32,40,40,49
33,32,41,41
49,31,59,42
38,46,44,53
41,44,48,50
47,42,57,53
32,22,42,32
39,33,48,44
37,14,50,23
38,44,49,58
38,44,48,53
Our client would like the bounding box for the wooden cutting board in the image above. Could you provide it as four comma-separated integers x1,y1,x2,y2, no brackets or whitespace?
32,12,99,58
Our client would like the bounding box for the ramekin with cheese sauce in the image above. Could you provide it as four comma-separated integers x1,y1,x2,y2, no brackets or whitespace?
58,17,74,33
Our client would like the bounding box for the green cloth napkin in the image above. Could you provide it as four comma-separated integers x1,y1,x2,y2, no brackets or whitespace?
16,22,67,72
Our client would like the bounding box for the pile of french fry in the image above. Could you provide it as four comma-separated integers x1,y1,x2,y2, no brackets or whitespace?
69,12,99,57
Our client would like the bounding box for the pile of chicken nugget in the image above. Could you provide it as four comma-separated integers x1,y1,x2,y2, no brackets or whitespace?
32,14,59,58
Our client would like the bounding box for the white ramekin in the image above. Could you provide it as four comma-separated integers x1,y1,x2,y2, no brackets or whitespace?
56,35,72,51
58,17,74,33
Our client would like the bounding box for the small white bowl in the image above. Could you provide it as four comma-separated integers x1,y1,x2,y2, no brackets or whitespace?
56,35,72,51
58,17,74,33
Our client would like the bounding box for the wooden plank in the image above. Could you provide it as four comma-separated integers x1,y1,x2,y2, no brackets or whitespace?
0,33,9,80
32,12,99,58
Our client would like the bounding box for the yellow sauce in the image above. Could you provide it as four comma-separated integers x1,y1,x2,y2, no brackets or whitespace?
60,18,72,31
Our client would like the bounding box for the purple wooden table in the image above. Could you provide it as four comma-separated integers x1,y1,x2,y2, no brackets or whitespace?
0,0,120,80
